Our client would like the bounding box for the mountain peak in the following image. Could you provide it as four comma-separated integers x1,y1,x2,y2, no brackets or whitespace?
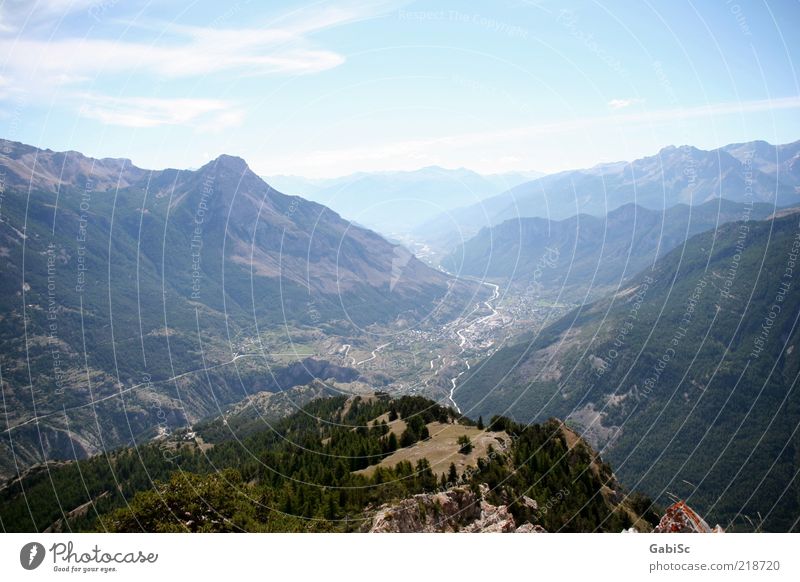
205,154,251,174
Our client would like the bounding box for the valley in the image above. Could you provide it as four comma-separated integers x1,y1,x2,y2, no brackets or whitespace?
207,271,572,420
1,137,798,533
3,0,800,559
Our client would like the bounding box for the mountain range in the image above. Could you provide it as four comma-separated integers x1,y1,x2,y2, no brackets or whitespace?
266,166,542,235
442,199,781,300
2,137,799,532
0,140,478,480
419,140,800,253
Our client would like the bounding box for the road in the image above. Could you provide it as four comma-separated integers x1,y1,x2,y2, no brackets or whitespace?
355,342,392,366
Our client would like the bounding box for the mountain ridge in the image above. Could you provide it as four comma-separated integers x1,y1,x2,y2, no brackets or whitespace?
454,210,800,531
265,165,543,234
0,393,656,533
0,139,478,480
442,198,783,300
418,139,800,251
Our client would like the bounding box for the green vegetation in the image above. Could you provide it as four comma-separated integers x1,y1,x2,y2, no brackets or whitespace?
457,212,800,531
0,394,651,533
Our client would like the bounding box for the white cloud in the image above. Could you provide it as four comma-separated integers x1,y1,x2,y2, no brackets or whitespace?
77,95,243,129
0,1,397,127
0,1,399,81
608,98,644,109
0,30,345,81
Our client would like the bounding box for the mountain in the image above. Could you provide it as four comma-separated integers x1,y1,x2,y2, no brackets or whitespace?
265,166,542,235
722,139,800,189
454,210,800,531
442,199,780,300
0,393,656,532
0,140,477,480
419,140,800,252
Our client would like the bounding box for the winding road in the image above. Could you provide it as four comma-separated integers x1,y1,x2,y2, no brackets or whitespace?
355,342,392,366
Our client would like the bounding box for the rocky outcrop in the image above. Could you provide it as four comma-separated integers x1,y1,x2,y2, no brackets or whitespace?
654,501,724,533
515,523,547,533
366,484,544,533
622,500,723,533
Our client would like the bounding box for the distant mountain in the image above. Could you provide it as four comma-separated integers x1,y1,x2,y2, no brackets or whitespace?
265,166,542,234
454,210,800,531
443,199,780,300
0,140,476,479
419,140,800,251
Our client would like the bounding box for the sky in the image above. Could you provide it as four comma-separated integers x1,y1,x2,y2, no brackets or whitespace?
1,0,798,178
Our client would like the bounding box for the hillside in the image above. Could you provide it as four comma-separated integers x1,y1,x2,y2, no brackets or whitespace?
0,394,654,533
442,199,779,299
455,211,800,531
0,140,478,479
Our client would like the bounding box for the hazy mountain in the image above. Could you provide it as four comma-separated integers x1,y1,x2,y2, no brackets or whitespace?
265,166,542,235
443,199,780,299
419,140,800,252
0,140,476,479
454,210,800,531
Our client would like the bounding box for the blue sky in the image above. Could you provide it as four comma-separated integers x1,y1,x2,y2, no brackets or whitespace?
1,0,798,177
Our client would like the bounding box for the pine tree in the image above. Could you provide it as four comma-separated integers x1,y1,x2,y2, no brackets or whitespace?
387,432,398,452
448,462,458,484
457,435,473,454
400,428,416,448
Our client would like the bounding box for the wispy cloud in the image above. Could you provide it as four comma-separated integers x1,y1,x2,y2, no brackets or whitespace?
608,98,644,109
77,94,244,129
0,26,346,81
0,1,396,128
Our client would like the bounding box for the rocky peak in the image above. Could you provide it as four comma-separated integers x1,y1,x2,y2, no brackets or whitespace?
199,154,251,178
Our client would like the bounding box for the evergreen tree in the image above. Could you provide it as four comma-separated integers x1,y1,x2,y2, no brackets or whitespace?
457,435,473,454
386,431,398,452
448,463,458,484
400,428,416,448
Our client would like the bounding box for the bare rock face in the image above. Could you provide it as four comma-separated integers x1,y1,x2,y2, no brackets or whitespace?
366,484,543,533
515,523,547,533
462,485,517,533
653,501,724,533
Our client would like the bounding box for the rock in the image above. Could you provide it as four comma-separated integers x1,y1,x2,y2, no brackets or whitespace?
515,523,547,533
366,484,545,533
367,487,480,532
654,501,724,533
462,486,516,532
